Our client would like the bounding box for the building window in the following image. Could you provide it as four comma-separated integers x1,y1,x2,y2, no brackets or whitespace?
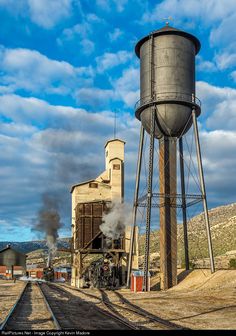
106,151,108,157
113,164,120,170
89,182,98,188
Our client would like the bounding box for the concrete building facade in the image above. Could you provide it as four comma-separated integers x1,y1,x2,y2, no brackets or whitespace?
71,139,138,287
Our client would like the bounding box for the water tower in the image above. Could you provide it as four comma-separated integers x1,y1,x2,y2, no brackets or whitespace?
127,24,215,291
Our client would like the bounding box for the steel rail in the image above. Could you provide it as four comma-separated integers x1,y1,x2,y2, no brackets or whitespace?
112,290,188,330
48,282,136,330
98,289,142,330
0,281,29,331
57,284,185,330
37,281,61,330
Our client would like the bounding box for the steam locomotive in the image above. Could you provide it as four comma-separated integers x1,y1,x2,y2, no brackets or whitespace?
83,257,121,289
43,266,54,281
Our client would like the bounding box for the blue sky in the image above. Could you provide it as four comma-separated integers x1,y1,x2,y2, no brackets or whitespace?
0,0,236,241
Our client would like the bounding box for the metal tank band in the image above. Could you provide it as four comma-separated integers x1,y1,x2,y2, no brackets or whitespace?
135,25,202,138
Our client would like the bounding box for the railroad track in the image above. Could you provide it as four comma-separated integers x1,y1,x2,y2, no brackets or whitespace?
99,289,187,330
0,282,60,330
39,282,133,330
59,284,187,330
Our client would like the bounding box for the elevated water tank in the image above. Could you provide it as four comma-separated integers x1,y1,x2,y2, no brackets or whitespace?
135,25,201,138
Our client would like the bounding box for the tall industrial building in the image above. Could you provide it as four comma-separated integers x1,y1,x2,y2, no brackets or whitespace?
71,139,138,288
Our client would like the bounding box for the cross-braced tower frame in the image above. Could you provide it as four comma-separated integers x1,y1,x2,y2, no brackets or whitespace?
127,25,215,291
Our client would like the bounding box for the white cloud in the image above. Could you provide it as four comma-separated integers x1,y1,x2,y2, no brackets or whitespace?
231,71,236,82
0,0,73,28
214,52,236,70
28,0,72,28
95,0,128,12
196,81,236,131
199,129,236,203
0,93,140,240
114,0,128,12
210,12,236,47
60,22,91,40
142,0,236,25
75,87,115,107
112,67,140,107
57,21,95,55
108,28,123,42
0,46,94,95
96,50,132,72
80,39,95,55
198,50,236,73
0,89,236,239
197,56,217,72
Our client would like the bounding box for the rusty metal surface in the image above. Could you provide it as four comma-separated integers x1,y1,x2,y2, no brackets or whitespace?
159,137,177,290
75,201,107,250
74,201,124,251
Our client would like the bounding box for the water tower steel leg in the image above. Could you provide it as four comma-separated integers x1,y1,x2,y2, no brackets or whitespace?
126,125,145,288
179,137,189,270
143,108,155,292
192,109,215,273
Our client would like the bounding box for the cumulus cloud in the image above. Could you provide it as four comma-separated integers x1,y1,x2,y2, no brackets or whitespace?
112,67,140,107
74,65,140,109
142,0,236,26
0,93,139,240
0,0,73,28
1,86,236,240
214,52,236,70
28,0,72,28
108,28,124,42
0,46,94,95
199,130,236,204
75,87,116,107
95,0,128,12
196,81,236,129
197,56,217,73
231,71,236,82
57,19,96,55
96,50,132,72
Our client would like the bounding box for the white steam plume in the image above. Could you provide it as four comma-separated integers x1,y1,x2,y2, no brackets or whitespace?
100,201,132,239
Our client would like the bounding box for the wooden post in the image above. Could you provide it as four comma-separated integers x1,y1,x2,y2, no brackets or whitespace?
159,137,177,289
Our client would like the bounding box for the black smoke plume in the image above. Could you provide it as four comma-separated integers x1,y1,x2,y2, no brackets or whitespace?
33,193,63,266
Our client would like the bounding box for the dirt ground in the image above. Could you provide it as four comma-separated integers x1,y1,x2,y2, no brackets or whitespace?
0,279,25,324
0,271,235,330
118,270,236,330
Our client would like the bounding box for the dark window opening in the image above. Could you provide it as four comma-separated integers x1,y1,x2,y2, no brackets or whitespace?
89,182,98,188
113,164,120,170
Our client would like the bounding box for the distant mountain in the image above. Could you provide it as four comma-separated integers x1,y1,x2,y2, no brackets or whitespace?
0,238,71,254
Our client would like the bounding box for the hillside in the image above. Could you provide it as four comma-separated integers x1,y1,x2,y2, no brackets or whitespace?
139,203,236,269
1,203,236,270
26,249,72,268
0,238,71,254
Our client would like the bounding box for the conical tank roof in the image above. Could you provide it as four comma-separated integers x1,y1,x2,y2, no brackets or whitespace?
135,25,201,57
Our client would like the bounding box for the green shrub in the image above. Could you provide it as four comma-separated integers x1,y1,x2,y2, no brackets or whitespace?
189,260,196,269
229,258,236,269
